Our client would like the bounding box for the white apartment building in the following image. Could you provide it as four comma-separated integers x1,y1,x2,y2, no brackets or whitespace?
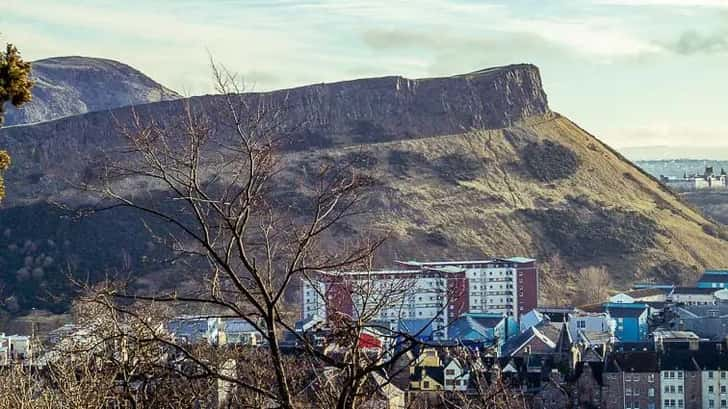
301,258,539,341
662,370,686,409
701,370,728,409
568,312,616,341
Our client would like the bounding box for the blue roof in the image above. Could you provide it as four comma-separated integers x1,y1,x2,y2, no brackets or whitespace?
449,315,499,342
704,270,728,275
605,303,648,318
398,319,435,338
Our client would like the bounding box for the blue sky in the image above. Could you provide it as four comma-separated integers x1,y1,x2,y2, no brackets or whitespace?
2,0,727,148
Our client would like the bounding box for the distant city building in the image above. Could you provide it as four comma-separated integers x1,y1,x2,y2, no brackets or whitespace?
697,270,728,289
301,257,538,341
660,167,728,191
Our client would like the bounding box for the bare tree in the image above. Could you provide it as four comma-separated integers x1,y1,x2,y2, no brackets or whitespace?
573,266,611,306
70,63,470,409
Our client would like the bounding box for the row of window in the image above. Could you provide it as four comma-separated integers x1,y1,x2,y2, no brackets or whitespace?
707,385,728,394
708,371,728,379
663,385,684,394
663,371,684,379
625,387,655,396
707,398,728,407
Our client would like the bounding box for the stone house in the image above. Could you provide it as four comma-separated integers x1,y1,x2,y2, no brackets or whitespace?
602,351,661,409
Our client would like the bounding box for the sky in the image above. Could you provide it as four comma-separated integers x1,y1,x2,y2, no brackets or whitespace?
2,0,728,148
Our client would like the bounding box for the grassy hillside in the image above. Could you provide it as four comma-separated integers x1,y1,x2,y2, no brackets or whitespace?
1,64,726,313
282,114,728,302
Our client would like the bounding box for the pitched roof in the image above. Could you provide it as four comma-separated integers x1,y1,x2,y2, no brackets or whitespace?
692,343,728,370
502,325,557,356
573,361,604,386
659,350,701,371
615,341,654,352
604,351,659,373
448,314,502,342
672,287,719,295
576,303,606,313
605,303,648,318
624,288,671,298
555,323,573,353
676,304,728,318
424,367,445,384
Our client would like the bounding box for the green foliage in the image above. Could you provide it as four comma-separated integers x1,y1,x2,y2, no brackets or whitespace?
0,150,9,200
522,140,579,182
0,200,176,313
0,43,34,202
0,44,32,125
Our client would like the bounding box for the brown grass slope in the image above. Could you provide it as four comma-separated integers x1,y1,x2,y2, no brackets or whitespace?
287,113,728,300
1,63,726,309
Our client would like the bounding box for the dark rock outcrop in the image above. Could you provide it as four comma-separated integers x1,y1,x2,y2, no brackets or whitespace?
1,64,549,191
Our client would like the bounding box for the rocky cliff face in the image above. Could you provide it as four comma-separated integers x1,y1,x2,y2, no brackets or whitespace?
2,64,550,201
1,63,725,314
3,56,180,126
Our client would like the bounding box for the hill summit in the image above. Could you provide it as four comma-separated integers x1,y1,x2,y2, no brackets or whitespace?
3,56,180,126
0,63,726,313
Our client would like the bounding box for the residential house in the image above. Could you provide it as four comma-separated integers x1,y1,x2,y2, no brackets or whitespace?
572,361,604,409
568,311,616,342
670,287,720,306
502,324,558,357
447,313,518,354
671,304,728,340
0,334,31,364
693,342,728,409
659,350,702,409
362,372,406,409
602,351,661,409
409,348,444,391
532,369,570,409
220,319,263,346
442,357,470,391
167,316,222,345
604,303,649,342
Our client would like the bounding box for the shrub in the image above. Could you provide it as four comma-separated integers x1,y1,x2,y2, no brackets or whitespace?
388,150,426,176
521,206,657,260
433,154,483,183
344,151,378,169
522,140,579,182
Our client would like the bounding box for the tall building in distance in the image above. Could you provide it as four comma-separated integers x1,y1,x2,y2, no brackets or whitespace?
301,257,538,340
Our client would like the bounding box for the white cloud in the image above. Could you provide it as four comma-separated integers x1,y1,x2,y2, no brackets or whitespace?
596,0,728,7
501,17,663,59
602,123,728,148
